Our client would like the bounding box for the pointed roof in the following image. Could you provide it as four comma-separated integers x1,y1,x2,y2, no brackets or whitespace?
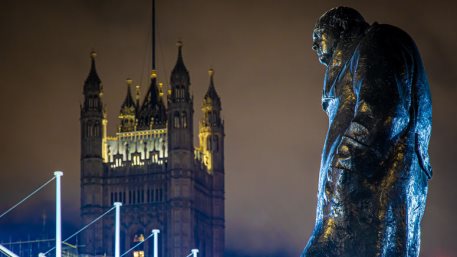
120,79,136,112
84,51,102,93
170,41,190,86
204,69,221,106
137,75,167,129
142,75,160,111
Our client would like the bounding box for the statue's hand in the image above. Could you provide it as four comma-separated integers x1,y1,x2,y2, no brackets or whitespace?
332,128,382,177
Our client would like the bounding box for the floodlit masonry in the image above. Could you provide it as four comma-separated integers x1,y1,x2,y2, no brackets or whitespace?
80,45,225,257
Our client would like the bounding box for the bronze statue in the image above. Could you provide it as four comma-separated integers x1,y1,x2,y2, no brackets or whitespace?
302,7,432,257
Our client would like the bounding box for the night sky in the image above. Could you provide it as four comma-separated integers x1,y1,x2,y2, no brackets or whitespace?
0,0,456,257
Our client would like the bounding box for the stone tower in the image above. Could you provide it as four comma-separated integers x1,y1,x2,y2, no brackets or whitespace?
79,43,225,257
80,51,106,255
198,69,225,257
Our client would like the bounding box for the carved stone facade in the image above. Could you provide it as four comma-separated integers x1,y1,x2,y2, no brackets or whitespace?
80,46,224,257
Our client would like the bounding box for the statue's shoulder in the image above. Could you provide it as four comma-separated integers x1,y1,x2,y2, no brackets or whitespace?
358,23,416,53
354,23,417,67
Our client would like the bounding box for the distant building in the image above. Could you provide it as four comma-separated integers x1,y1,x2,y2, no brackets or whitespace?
79,44,225,257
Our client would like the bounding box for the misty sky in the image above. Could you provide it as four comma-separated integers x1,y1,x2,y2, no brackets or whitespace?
0,0,456,256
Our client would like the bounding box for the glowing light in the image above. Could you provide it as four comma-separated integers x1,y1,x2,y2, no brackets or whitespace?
150,70,157,78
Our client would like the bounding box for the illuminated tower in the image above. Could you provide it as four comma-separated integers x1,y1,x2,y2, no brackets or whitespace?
166,42,195,257
79,2,224,257
80,51,106,255
199,69,225,257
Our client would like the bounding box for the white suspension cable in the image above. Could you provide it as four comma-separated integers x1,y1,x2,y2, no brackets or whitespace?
0,244,18,257
120,232,154,257
42,206,116,256
0,176,55,220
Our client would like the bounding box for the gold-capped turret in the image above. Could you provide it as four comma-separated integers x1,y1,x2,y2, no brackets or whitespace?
159,82,164,97
135,84,141,103
90,50,97,59
150,70,158,78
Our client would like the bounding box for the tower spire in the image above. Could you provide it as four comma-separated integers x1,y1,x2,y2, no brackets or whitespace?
152,0,156,70
84,51,102,94
169,41,190,93
204,68,221,106
135,84,141,107
199,68,223,173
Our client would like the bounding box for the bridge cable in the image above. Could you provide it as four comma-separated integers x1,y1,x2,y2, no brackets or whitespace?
0,176,55,220
42,205,116,256
120,232,154,257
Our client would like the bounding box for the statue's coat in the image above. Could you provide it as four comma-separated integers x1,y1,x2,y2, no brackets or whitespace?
303,23,432,257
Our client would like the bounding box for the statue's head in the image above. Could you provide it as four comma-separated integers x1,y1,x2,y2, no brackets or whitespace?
312,7,369,66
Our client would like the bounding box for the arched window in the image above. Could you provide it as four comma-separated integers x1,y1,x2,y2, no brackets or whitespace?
181,111,187,128
175,87,185,99
173,112,180,128
132,230,145,257
86,121,92,137
94,122,99,137
211,111,218,126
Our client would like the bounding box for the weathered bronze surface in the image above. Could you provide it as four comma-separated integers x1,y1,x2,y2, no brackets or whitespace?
302,7,432,257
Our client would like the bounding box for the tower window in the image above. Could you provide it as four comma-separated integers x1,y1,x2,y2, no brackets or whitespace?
132,233,145,257
94,123,99,137
173,112,180,128
132,154,141,165
175,87,185,99
181,111,188,128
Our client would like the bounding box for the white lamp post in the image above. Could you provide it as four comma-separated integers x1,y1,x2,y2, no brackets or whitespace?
54,171,63,257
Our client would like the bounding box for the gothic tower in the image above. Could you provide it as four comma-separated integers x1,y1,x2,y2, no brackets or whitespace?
166,42,195,257
80,51,106,255
199,69,225,257
79,3,224,257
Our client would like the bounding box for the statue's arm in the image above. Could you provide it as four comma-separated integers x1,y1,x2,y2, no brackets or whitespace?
332,38,408,174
